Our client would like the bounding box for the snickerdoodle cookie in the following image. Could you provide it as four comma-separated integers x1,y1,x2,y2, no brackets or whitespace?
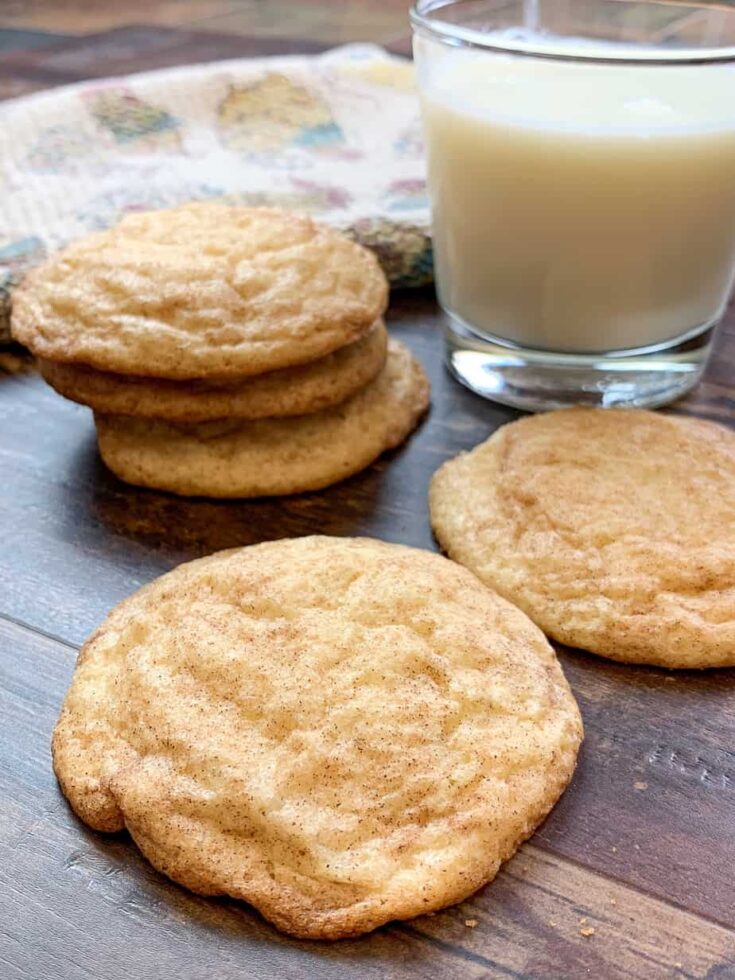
12,203,387,379
430,408,735,668
38,319,387,421
95,340,428,497
52,535,582,939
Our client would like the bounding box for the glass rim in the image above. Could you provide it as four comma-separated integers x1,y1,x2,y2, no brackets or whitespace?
410,0,735,65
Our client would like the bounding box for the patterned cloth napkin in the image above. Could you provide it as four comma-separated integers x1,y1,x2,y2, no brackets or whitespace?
0,44,431,343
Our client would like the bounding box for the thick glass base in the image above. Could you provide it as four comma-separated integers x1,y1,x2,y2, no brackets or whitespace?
446,318,716,411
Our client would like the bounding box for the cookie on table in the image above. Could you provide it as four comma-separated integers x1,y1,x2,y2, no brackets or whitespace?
38,319,388,422
95,340,428,497
11,203,388,380
52,535,582,940
430,407,735,669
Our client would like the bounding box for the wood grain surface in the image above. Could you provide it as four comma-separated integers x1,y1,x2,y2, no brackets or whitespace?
1,4,734,978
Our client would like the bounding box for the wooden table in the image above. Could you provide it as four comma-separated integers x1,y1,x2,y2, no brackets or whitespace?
1,4,734,978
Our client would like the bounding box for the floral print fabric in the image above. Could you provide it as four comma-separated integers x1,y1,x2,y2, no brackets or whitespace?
0,45,431,342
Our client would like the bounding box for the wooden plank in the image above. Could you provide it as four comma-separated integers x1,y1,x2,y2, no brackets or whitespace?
1,614,732,979
2,299,735,928
0,25,330,100
0,0,409,38
190,0,412,46
536,648,735,929
413,845,735,978
0,28,70,54
0,0,242,34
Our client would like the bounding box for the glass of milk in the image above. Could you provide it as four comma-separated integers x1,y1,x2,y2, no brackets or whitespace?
412,0,735,409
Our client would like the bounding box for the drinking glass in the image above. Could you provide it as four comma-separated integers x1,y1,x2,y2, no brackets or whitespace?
411,0,735,409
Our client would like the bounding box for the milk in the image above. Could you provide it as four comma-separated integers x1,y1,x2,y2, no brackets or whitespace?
418,47,735,353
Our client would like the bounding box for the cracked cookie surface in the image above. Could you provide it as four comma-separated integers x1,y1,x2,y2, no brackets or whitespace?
52,535,582,939
430,408,735,668
12,203,388,380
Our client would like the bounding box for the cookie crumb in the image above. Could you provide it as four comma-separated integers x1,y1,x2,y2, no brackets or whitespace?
579,926,595,938
610,898,617,906
548,920,557,927
465,918,478,928
634,781,648,791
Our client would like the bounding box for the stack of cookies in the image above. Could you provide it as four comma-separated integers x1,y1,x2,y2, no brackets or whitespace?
11,203,429,497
